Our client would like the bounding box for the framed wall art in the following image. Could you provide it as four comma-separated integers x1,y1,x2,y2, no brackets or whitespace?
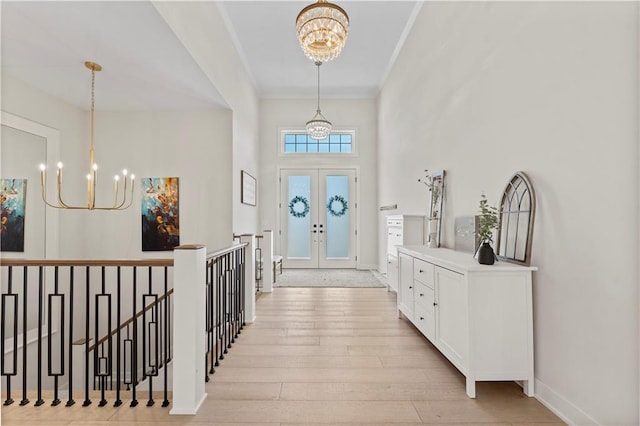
1,178,27,252
141,177,180,251
241,170,256,206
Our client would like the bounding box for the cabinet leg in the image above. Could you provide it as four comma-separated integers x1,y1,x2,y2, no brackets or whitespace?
465,378,476,398
523,379,534,396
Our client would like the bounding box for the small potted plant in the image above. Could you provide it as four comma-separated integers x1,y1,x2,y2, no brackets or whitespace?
476,193,499,265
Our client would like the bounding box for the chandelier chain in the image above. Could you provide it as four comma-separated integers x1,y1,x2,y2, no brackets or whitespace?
316,61,321,112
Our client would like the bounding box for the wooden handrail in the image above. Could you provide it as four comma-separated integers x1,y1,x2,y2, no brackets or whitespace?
88,288,174,352
206,242,247,260
0,258,173,267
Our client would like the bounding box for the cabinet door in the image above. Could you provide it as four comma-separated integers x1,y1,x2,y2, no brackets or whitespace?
398,253,414,318
387,254,398,292
435,267,467,367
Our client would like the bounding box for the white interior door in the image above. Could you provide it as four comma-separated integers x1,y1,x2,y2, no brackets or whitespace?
280,168,356,269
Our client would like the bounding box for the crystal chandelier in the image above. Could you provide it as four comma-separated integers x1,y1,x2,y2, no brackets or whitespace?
39,61,134,210
306,61,332,140
296,0,349,63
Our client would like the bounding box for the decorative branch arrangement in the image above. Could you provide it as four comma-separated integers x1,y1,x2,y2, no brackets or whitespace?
418,170,443,219
418,169,445,247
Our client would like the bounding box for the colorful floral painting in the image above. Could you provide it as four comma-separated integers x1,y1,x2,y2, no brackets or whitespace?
141,177,179,251
1,179,27,252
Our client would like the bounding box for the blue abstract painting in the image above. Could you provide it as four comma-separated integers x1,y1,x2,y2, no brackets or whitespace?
1,178,27,252
141,177,179,251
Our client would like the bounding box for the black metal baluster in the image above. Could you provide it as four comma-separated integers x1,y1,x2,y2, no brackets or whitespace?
237,249,241,334
130,267,138,407
232,255,238,341
49,266,64,406
215,257,221,367
83,267,91,407
2,266,17,406
35,266,44,406
224,254,230,353
240,247,246,327
20,266,29,406
162,266,169,407
96,266,110,407
123,325,133,393
205,260,212,381
145,267,155,407
66,266,75,406
236,249,243,334
115,267,122,407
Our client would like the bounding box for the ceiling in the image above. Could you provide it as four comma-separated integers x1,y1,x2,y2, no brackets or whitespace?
1,1,421,111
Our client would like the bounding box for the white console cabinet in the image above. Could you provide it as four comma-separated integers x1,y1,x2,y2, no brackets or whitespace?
386,215,424,292
397,245,537,398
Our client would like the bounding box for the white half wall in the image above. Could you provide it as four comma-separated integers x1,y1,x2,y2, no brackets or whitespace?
378,2,638,424
259,98,378,269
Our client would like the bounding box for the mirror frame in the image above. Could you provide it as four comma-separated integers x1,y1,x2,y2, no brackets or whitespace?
1,111,60,259
496,171,536,266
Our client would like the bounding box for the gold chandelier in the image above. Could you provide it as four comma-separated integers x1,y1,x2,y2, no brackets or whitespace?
296,0,349,63
39,61,134,210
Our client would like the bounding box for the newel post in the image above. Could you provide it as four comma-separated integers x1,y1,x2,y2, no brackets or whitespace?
239,235,256,323
170,244,207,415
262,230,274,293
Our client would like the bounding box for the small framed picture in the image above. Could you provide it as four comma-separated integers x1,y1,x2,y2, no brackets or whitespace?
241,170,256,206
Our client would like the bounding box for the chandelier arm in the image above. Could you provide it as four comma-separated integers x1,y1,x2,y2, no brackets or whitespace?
55,169,75,209
120,187,135,210
113,177,128,209
112,179,122,209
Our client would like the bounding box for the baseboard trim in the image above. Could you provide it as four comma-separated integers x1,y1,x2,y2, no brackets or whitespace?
357,263,378,270
169,392,207,415
535,379,599,425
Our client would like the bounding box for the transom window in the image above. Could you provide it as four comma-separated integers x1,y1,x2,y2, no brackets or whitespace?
283,132,353,154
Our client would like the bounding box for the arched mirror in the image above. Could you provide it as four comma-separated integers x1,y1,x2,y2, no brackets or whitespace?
496,172,536,266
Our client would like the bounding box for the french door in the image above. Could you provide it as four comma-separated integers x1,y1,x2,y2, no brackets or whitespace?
280,168,356,269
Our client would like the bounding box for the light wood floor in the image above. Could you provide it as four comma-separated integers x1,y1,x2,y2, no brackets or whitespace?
1,287,564,425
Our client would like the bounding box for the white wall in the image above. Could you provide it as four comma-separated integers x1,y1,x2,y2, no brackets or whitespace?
153,1,261,237
84,110,233,257
2,74,233,257
378,2,638,424
259,98,378,269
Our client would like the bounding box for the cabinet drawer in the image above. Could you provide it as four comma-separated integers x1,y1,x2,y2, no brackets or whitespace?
413,259,434,286
387,230,403,255
414,282,434,306
387,219,403,227
414,291,435,339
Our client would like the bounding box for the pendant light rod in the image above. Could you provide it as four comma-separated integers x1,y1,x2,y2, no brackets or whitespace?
306,61,332,140
316,61,322,112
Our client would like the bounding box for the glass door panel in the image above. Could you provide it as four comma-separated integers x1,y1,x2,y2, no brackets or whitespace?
287,175,312,259
281,168,356,269
320,170,356,268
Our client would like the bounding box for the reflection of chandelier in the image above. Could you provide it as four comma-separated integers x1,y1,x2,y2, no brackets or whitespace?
40,61,134,210
306,61,332,140
296,0,349,63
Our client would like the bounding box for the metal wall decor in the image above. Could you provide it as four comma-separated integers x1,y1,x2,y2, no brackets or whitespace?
496,172,536,265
